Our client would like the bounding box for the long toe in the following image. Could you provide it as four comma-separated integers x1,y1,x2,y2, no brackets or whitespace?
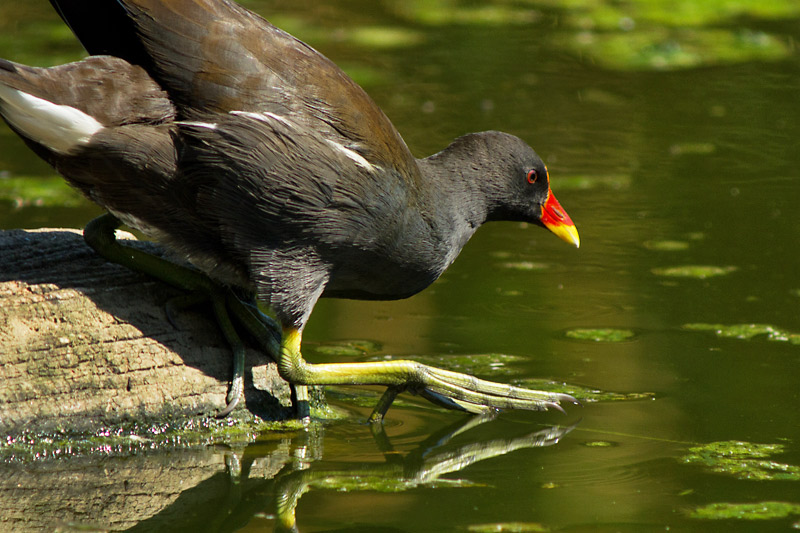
420,366,578,413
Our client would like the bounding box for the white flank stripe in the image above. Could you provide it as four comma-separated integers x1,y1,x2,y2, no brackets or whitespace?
229,110,374,171
176,120,218,130
0,85,103,154
261,111,294,127
325,139,374,171
230,110,295,129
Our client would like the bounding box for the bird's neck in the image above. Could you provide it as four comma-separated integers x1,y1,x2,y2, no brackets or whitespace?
416,136,500,231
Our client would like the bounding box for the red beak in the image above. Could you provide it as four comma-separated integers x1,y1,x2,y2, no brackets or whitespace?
541,190,580,248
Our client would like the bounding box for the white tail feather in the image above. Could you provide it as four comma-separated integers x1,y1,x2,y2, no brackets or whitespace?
0,84,103,154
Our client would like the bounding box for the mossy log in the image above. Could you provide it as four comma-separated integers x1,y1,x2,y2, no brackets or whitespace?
0,228,293,435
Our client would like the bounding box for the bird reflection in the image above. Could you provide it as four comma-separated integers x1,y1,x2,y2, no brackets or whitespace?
130,415,578,533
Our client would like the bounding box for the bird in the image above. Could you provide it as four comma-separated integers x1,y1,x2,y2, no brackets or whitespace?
0,0,580,422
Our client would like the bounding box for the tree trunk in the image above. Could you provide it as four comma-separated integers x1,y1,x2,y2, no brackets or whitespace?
0,228,294,435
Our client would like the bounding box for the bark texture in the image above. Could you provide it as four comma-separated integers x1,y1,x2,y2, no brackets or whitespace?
0,228,293,435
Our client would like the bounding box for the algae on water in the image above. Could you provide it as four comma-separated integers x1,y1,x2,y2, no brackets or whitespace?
515,379,654,403
683,323,800,345
681,440,800,481
652,265,737,279
565,328,636,342
643,240,690,251
691,501,800,520
311,339,383,358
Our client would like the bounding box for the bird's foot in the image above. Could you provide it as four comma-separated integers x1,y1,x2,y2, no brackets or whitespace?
278,325,578,423
368,363,579,423
165,288,273,416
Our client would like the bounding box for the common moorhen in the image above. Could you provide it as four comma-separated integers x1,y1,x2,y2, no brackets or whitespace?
0,0,580,421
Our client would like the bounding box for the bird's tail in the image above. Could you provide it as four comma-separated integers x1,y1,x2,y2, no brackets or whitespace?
0,59,103,156
48,0,151,68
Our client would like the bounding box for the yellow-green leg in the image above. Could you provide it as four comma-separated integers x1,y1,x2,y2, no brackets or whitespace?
278,326,578,423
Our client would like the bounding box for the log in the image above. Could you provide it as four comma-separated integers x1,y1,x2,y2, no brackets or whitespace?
0,228,294,435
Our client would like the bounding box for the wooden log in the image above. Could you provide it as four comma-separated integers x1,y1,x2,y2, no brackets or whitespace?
0,228,294,435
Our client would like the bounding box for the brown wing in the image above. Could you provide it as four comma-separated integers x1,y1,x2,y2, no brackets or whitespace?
51,0,418,178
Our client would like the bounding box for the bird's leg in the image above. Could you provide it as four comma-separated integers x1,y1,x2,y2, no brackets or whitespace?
83,213,283,416
85,214,219,294
210,293,246,417
278,326,578,423
369,386,407,423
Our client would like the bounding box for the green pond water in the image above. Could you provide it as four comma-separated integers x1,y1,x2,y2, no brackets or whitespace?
1,0,799,531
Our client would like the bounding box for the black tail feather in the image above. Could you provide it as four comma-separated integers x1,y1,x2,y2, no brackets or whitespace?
48,0,153,70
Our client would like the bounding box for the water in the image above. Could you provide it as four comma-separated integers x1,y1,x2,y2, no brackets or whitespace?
1,1,799,531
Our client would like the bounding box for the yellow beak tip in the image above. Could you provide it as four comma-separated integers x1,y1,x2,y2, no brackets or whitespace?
548,223,580,249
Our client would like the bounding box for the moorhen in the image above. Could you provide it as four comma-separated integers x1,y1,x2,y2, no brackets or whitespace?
0,0,580,421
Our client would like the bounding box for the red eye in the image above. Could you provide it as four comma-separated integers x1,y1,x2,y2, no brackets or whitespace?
526,169,538,184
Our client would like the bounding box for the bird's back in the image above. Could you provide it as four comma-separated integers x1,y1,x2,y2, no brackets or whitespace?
50,0,419,179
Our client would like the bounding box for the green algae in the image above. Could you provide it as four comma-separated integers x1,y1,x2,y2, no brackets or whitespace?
324,387,422,411
467,523,549,532
670,142,717,155
515,379,654,403
690,501,800,520
652,265,737,279
386,2,539,26
643,240,690,251
538,0,799,70
681,440,800,481
683,322,776,340
563,28,790,71
498,261,549,271
685,440,784,459
347,26,425,49
311,474,480,493
311,339,383,358
582,440,617,448
0,416,308,464
565,328,636,342
536,0,800,30
398,353,528,377
683,323,800,345
554,174,631,191
499,289,524,297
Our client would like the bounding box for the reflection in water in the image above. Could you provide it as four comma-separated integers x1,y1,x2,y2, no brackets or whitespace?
123,416,577,532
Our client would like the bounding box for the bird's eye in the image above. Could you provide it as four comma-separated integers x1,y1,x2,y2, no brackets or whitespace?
526,169,538,184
